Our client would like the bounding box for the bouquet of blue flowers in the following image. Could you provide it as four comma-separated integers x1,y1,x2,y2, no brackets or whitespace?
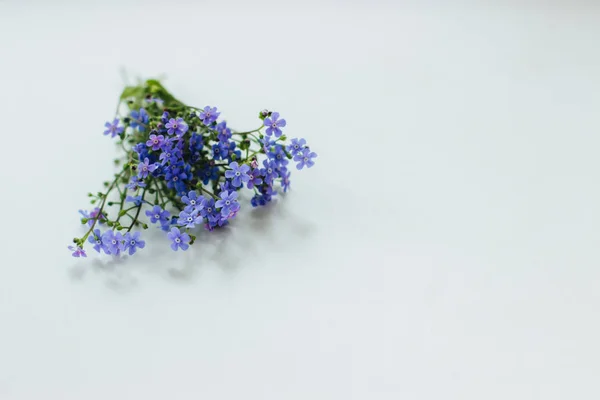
69,79,317,257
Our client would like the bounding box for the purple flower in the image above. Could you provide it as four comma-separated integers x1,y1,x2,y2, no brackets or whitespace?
130,108,149,131
167,227,190,251
262,159,279,185
165,117,189,137
215,190,240,217
137,157,158,179
199,106,220,125
87,229,108,253
224,162,250,188
263,111,286,137
247,168,263,189
287,138,306,156
123,231,145,255
181,190,202,212
281,171,291,192
68,245,87,258
103,119,124,138
102,230,123,255
215,121,231,142
145,205,170,225
177,210,202,229
159,143,181,166
293,148,317,170
127,175,147,191
146,134,165,151
79,208,105,227
126,195,143,206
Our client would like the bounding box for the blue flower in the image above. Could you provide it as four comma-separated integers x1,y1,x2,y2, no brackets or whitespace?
159,143,182,166
262,159,279,185
145,205,170,225
287,138,306,156
102,230,123,255
224,162,250,188
174,181,189,198
281,171,291,192
165,167,188,189
103,119,124,138
293,148,317,170
167,227,190,251
268,144,289,167
126,195,143,206
137,157,158,179
87,228,108,253
226,141,241,163
189,132,204,152
181,190,202,212
200,198,217,218
212,142,228,160
123,232,145,255
247,168,263,189
178,210,202,229
263,111,286,137
79,208,106,227
199,106,220,125
127,176,147,191
251,194,267,207
215,121,231,142
199,165,219,184
215,190,240,217
130,108,149,131
165,117,189,137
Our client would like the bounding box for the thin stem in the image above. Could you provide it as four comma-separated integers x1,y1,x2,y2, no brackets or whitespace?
81,168,127,242
126,187,147,232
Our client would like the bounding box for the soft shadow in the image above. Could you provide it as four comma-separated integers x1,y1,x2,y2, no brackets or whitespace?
67,196,316,289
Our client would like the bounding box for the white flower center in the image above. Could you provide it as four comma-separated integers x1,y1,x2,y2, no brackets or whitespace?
130,240,136,245
111,240,117,245
235,171,240,176
190,200,196,205
225,200,231,205
175,238,181,243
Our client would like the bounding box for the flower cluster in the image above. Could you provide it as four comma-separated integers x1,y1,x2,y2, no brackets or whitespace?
69,79,317,257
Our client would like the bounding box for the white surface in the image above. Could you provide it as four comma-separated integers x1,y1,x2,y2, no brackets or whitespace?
1,2,599,399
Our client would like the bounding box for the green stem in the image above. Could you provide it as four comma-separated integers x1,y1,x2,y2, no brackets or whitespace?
81,167,127,243
126,187,147,232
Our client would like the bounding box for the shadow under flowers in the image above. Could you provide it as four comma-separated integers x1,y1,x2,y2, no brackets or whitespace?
67,195,316,291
